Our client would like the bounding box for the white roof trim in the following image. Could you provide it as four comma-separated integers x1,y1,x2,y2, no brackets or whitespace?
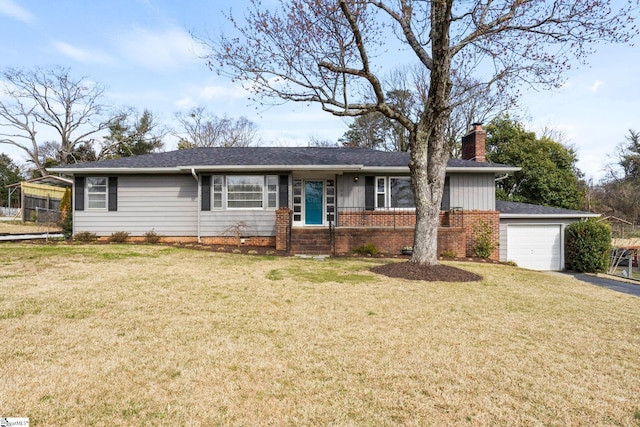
500,213,600,219
179,165,364,172
48,167,183,174
446,166,521,173
50,164,521,175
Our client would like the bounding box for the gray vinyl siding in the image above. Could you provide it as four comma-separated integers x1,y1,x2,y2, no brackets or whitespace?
74,174,198,236
449,173,495,211
499,218,580,262
200,211,276,236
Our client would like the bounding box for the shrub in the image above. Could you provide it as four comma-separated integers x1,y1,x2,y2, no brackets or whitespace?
74,231,98,243
144,229,161,244
108,231,129,243
472,220,497,258
352,243,380,256
565,219,611,273
440,249,457,259
58,188,73,240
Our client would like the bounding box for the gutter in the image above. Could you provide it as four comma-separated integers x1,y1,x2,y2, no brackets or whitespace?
179,165,364,173
48,167,184,174
191,168,201,243
499,213,601,219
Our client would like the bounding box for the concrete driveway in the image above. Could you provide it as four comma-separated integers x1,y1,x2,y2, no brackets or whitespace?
566,272,640,298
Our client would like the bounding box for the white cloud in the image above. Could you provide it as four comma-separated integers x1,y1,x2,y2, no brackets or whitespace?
53,41,115,65
115,26,207,70
175,96,195,109
590,80,604,93
0,0,33,23
199,84,248,101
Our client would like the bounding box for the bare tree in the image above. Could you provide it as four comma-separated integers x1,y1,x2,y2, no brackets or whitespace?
0,66,114,176
175,106,260,149
206,0,637,265
308,136,338,147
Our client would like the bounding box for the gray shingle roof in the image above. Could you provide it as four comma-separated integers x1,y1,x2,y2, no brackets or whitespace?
496,200,599,217
51,146,515,170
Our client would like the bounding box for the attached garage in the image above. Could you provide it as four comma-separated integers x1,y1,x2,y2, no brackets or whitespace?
506,224,562,270
497,201,600,271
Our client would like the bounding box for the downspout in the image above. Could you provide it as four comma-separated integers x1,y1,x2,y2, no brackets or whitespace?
191,168,201,243
494,173,509,182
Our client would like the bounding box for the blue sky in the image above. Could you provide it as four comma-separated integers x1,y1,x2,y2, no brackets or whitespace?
0,0,637,181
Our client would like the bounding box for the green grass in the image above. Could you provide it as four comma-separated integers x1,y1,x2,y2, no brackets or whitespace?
1,243,640,426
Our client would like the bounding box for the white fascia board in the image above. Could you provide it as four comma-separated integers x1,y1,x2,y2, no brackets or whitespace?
499,213,601,219
446,166,521,173
359,166,409,173
360,166,520,174
47,167,183,175
180,165,364,173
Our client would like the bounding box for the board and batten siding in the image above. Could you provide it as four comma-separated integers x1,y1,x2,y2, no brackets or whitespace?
337,174,365,208
74,175,198,236
499,218,580,263
449,173,495,211
339,172,497,211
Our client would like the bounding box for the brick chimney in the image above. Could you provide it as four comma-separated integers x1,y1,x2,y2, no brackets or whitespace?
461,123,486,162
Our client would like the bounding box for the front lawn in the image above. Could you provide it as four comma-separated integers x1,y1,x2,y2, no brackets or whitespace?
1,244,639,425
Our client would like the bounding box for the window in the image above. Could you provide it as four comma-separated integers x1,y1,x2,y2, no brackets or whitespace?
292,179,302,221
87,177,107,209
266,175,278,208
390,177,414,208
374,176,415,208
212,176,223,209
212,175,278,210
227,176,263,208
376,177,386,208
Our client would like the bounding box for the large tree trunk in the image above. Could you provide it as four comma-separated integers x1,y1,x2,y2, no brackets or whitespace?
409,122,450,265
408,0,453,266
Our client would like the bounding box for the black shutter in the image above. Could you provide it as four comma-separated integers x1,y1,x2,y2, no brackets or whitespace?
201,175,211,211
365,176,375,211
108,177,118,211
278,175,289,208
74,177,85,211
440,176,450,210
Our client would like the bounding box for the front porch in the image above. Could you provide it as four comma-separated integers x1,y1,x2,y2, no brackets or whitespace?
276,207,499,259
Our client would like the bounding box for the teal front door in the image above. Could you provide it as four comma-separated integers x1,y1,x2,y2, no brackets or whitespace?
304,180,324,225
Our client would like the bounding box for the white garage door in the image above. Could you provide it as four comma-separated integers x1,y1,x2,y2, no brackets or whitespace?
507,224,562,271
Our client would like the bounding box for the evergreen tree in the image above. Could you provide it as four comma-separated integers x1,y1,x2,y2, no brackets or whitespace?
486,116,585,210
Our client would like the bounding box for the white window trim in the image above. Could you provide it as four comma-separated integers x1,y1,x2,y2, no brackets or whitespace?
212,175,279,211
388,176,415,210
212,175,224,210
86,177,108,211
375,176,416,210
375,176,387,209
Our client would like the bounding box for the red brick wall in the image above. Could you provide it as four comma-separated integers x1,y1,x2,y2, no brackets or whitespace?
276,208,292,251
338,210,416,227
437,227,466,258
114,236,276,246
337,209,464,228
330,210,498,258
459,210,500,260
201,236,276,246
333,226,466,257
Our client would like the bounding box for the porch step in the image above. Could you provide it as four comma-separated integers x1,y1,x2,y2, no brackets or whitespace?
290,228,332,255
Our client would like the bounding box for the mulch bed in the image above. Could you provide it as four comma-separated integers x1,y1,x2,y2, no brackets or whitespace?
370,262,482,282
